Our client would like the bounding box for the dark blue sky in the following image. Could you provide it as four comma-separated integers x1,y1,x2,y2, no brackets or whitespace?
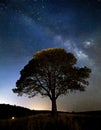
0,0,101,111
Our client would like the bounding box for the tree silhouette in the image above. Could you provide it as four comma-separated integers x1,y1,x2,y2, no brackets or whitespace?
13,48,91,114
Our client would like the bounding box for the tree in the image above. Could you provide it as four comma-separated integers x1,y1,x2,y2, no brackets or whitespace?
13,48,91,114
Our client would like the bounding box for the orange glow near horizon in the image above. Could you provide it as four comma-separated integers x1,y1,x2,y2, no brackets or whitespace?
28,100,51,110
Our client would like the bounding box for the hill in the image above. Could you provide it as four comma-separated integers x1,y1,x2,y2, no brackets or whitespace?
0,104,51,119
0,104,33,119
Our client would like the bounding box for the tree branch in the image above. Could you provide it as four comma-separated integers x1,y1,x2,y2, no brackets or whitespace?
35,74,52,99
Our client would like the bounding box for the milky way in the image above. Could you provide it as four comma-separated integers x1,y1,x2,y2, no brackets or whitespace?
0,0,101,111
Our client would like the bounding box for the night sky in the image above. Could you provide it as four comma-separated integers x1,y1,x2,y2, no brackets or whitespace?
0,0,101,112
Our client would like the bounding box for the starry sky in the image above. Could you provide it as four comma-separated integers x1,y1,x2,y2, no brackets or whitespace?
0,0,101,112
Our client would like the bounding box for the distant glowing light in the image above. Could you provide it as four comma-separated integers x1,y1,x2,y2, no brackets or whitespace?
84,40,93,48
86,41,91,46
11,117,15,120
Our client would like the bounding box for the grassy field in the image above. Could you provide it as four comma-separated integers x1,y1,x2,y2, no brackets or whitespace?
0,112,101,130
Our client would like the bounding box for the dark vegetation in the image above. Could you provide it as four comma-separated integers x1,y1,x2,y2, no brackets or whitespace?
0,104,101,130
0,104,33,119
0,104,51,119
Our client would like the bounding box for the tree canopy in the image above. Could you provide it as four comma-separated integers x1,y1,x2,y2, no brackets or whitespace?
13,48,91,113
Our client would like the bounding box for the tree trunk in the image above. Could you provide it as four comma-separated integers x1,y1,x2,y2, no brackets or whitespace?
51,88,57,115
51,98,57,115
